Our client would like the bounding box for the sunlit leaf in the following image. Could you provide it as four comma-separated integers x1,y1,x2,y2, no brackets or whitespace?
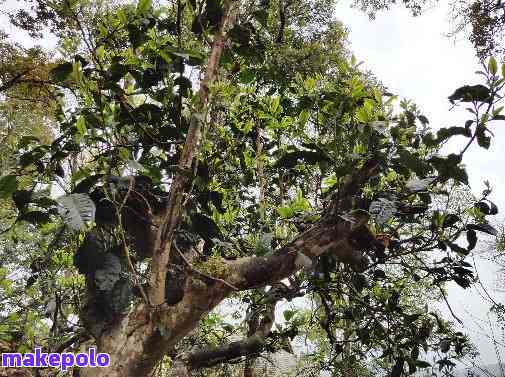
57,193,96,231
488,57,497,75
369,198,397,225
405,177,436,192
0,175,18,199
136,0,152,14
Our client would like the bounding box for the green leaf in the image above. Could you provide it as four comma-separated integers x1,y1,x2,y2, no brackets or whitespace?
476,124,491,149
482,112,489,123
448,85,491,104
442,214,460,228
174,76,193,96
467,223,497,236
96,45,105,61
239,68,255,84
283,310,295,321
50,62,73,83
298,110,310,126
274,150,331,170
489,57,498,75
493,106,504,117
407,358,417,374
131,103,162,124
415,360,431,368
33,197,57,208
18,136,40,148
395,149,431,177
277,206,294,219
436,126,471,143
12,190,32,211
502,63,505,79
253,9,268,26
229,24,252,45
0,175,18,199
76,116,86,136
162,45,204,63
489,200,498,215
421,132,438,147
73,174,104,194
270,97,281,114
429,154,468,184
118,147,130,161
475,201,491,215
158,50,172,64
453,276,471,288
187,55,203,66
57,193,96,231
127,24,148,48
108,63,129,82
19,211,50,225
418,114,429,125
19,149,45,169
373,269,387,280
190,213,222,245
136,0,152,14
74,55,88,67
450,166,469,185
405,177,436,192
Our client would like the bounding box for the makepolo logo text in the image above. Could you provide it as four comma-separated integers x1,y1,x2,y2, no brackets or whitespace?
1,347,110,371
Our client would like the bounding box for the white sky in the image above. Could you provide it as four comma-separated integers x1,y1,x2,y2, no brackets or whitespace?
2,0,505,369
333,1,505,367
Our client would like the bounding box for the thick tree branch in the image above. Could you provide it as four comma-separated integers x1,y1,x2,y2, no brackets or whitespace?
160,160,379,371
227,160,380,290
172,335,266,375
169,282,300,374
149,1,239,306
0,69,31,93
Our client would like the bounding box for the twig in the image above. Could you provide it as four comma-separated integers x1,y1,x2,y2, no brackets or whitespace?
173,242,239,291
115,178,150,305
439,285,463,325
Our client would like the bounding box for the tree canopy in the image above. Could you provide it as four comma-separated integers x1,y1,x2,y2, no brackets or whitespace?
0,0,505,377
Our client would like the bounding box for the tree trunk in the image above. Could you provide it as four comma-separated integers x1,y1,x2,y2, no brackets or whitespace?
79,275,231,377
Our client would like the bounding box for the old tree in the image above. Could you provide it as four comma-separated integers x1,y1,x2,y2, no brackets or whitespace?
1,0,505,376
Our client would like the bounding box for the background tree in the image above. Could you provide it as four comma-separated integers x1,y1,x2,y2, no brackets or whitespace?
448,0,505,60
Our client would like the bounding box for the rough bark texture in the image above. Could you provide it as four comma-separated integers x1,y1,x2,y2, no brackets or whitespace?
0,370,31,377
166,282,300,375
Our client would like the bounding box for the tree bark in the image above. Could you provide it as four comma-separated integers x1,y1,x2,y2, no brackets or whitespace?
165,283,298,375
